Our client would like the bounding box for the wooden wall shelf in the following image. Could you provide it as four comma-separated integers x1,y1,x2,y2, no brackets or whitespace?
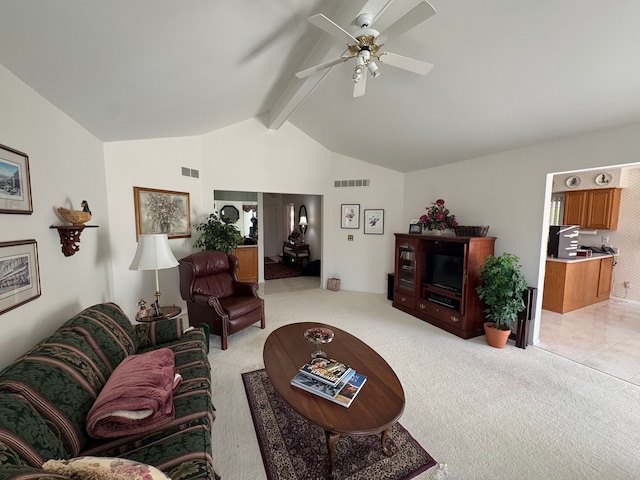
50,225,98,257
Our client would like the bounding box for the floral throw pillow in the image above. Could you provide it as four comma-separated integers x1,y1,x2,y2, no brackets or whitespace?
42,456,170,480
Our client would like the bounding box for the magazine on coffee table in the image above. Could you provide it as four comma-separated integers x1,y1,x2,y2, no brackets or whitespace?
291,370,366,408
299,358,352,387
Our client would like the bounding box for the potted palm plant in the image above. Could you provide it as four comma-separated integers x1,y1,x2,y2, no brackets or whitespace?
193,212,242,254
476,253,528,348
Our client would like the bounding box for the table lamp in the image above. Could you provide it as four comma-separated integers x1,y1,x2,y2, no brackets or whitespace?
299,215,308,244
129,234,178,314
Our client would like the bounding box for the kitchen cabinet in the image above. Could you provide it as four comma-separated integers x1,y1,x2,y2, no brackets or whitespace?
542,255,614,313
232,245,258,283
393,233,495,339
563,188,621,230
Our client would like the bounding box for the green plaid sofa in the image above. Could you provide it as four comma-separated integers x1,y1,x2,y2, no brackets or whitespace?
0,302,218,480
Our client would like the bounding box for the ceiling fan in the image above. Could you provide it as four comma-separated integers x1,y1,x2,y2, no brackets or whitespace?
295,0,436,97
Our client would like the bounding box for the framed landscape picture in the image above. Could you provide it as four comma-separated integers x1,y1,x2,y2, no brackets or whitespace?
0,240,41,315
341,204,360,229
0,144,33,214
133,187,191,239
364,209,384,234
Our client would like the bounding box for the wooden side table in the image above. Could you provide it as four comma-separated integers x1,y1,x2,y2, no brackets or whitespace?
136,305,182,322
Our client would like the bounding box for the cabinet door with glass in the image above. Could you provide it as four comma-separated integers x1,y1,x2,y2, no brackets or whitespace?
395,237,419,293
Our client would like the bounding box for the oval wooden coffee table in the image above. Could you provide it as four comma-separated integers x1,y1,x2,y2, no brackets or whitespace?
263,322,405,479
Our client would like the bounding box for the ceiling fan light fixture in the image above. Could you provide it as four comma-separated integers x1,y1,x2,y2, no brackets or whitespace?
368,61,380,78
352,67,363,83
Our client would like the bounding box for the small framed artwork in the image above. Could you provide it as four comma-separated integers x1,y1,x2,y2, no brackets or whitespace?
364,209,384,234
133,187,191,239
409,223,422,234
0,144,33,214
341,204,360,229
0,239,41,315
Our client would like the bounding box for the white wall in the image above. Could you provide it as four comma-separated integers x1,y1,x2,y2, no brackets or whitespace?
327,153,405,294
0,63,111,368
103,136,203,319
102,116,402,320
404,121,640,344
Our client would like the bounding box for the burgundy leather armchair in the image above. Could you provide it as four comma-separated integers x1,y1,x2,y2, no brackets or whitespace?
179,251,265,350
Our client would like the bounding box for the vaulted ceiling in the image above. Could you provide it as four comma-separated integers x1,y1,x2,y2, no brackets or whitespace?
1,0,639,172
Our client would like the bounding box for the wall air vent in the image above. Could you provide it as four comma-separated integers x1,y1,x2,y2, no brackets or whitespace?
182,167,199,178
334,179,370,188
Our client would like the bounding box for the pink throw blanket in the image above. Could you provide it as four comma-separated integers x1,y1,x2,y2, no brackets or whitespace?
86,348,182,438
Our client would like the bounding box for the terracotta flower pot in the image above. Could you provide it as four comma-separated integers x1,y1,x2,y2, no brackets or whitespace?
484,322,510,349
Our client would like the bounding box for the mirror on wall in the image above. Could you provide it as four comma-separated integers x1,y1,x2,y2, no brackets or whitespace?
298,205,308,233
220,205,240,223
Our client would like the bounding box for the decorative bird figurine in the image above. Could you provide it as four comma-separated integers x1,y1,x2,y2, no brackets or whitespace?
57,206,91,226
81,200,91,214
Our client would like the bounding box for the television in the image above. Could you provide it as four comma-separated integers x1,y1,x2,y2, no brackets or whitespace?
426,253,464,294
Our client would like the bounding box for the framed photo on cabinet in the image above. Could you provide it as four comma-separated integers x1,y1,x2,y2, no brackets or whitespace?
0,144,33,214
364,209,384,234
133,187,191,239
0,239,41,315
341,204,360,229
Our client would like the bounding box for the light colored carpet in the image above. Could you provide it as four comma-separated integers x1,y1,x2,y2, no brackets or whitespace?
208,287,640,480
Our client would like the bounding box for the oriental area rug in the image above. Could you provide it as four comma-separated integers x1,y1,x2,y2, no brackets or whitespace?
242,369,438,480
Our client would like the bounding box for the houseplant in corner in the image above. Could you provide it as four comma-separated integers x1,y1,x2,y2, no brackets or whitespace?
193,212,242,254
476,253,528,348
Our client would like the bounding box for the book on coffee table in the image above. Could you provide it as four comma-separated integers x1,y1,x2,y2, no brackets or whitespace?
291,370,366,408
299,358,352,387
332,372,367,408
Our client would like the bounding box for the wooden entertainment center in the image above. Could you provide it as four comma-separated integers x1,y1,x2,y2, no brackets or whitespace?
393,233,496,339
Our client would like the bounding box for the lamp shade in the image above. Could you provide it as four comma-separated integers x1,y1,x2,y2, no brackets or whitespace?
129,234,178,271
298,215,308,226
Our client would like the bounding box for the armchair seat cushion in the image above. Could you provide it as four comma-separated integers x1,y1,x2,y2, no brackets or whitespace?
219,296,263,319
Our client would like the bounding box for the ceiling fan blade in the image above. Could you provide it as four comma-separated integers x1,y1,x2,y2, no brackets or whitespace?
296,56,352,78
353,72,367,97
308,14,358,44
377,52,433,75
376,1,436,44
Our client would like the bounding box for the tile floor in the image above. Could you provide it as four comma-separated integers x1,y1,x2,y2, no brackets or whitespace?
537,300,640,386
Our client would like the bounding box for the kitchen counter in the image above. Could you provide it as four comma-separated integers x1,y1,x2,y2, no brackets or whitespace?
543,254,614,313
546,253,614,264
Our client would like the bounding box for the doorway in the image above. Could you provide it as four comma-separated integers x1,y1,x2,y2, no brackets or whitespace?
263,205,279,258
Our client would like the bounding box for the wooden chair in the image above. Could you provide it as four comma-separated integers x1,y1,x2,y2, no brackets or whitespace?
178,251,265,350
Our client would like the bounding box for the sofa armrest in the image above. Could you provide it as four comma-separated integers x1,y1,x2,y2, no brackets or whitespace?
135,317,183,350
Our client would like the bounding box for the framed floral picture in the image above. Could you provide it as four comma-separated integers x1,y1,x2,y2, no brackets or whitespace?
0,239,41,315
341,204,360,229
0,144,33,214
133,187,191,239
364,209,384,234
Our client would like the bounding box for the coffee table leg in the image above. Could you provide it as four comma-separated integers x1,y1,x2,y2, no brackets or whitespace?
381,427,397,456
325,430,340,479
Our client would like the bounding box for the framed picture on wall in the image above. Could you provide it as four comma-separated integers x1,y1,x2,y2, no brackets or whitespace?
341,204,360,229
0,144,33,214
364,209,384,234
0,239,41,315
133,187,191,239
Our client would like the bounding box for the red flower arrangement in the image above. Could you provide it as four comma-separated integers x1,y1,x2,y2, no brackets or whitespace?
419,199,458,231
